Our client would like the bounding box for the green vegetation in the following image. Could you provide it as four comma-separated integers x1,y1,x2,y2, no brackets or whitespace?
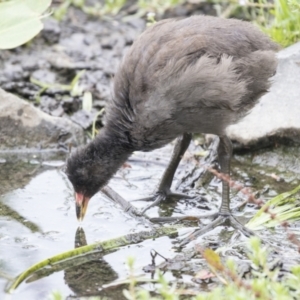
137,0,184,15
2,1,300,299
91,108,105,139
53,0,128,20
250,0,300,47
1,0,299,49
48,237,300,299
7,185,300,298
247,184,300,230
53,0,185,20
121,238,300,299
6,226,181,293
30,70,86,103
2,0,299,48
0,0,51,49
119,187,300,300
52,0,300,47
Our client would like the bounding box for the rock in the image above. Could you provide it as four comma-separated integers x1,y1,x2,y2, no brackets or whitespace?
39,101,65,118
0,88,85,151
44,47,76,70
1,81,38,99
60,32,102,61
0,63,26,83
125,17,146,30
42,18,61,44
31,69,57,84
62,96,81,113
39,95,58,114
227,42,300,147
21,54,50,71
71,109,97,129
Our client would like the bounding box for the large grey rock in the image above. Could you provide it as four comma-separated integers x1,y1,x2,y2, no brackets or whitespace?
227,42,300,146
0,88,85,151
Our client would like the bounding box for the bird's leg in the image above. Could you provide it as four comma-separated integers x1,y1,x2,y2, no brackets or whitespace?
140,133,194,214
218,135,232,216
179,136,254,246
216,136,253,235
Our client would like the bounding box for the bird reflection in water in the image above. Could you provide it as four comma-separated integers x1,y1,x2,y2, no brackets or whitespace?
63,227,124,299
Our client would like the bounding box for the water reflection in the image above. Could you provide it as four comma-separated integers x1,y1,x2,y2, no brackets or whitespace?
23,227,124,299
65,227,122,298
1,144,300,299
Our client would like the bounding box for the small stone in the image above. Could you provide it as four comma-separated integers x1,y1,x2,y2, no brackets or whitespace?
71,109,97,129
50,105,64,117
0,88,84,151
31,69,57,84
42,18,61,44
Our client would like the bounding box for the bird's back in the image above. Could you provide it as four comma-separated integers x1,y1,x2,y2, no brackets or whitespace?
109,16,279,150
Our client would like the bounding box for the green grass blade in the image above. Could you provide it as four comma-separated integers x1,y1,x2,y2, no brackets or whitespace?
6,225,181,293
247,185,300,230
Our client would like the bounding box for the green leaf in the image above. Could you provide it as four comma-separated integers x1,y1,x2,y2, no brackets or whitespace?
70,70,85,96
246,185,300,230
123,289,133,300
82,91,93,112
203,249,223,270
0,0,51,49
23,0,51,14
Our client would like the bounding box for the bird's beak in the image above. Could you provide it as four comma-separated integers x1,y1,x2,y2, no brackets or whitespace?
75,192,90,222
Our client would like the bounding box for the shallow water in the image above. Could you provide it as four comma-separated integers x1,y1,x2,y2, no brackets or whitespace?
0,142,300,299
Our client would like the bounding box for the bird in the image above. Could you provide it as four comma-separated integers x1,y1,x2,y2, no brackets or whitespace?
66,15,278,242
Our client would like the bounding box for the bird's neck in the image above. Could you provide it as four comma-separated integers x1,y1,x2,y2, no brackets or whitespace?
92,126,133,175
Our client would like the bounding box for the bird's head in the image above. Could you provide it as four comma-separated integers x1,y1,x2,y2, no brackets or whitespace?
65,137,132,222
66,145,111,222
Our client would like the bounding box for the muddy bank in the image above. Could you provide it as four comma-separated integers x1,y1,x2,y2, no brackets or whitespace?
0,7,145,129
1,5,300,152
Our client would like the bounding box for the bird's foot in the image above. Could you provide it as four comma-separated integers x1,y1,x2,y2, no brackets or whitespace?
179,213,254,246
138,190,194,215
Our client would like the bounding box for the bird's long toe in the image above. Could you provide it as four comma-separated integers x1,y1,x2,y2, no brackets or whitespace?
179,213,254,246
228,215,254,237
138,191,194,214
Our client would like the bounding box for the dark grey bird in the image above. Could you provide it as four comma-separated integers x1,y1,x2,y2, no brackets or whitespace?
66,15,278,241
